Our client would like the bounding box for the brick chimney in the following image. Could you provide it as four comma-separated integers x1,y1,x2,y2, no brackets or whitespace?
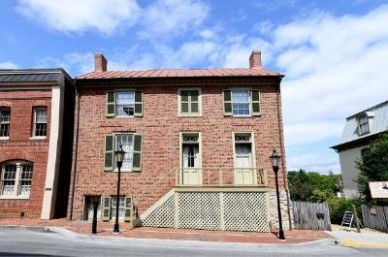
95,53,107,72
249,50,262,69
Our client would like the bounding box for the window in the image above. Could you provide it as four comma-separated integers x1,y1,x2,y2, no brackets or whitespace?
101,196,133,222
0,161,33,198
223,89,261,116
33,107,47,137
104,133,143,172
178,89,201,116
181,133,200,168
106,91,143,117
357,113,370,135
0,107,10,138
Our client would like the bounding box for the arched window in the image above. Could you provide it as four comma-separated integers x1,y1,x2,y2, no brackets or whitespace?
0,161,33,198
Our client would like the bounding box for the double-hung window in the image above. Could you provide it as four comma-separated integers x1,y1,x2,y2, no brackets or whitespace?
106,91,143,117
178,89,201,116
223,89,261,117
104,133,143,172
0,161,33,198
33,107,47,137
0,107,10,138
101,196,133,222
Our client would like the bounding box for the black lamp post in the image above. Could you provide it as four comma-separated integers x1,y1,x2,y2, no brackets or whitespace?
270,149,285,240
113,145,125,233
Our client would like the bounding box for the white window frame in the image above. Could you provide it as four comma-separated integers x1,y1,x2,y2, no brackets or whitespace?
232,132,257,184
116,91,135,117
0,107,10,139
114,133,134,172
180,132,202,169
178,88,202,117
0,161,33,199
231,89,251,117
32,107,47,139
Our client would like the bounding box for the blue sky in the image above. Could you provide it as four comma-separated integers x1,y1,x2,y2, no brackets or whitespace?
1,0,388,173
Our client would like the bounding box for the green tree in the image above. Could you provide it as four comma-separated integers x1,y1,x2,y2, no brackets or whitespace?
356,132,388,203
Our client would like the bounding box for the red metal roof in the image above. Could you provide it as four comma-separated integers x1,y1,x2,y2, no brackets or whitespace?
76,68,282,79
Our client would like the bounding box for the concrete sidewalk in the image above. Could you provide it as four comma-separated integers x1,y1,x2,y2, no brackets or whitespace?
327,224,388,248
0,218,332,244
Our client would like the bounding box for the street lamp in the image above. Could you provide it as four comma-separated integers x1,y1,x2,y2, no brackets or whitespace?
113,145,125,233
270,149,285,240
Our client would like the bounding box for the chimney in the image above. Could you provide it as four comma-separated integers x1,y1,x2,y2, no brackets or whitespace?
249,50,262,69
95,53,107,72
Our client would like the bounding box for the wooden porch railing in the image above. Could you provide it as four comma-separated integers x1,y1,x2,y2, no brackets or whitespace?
175,167,267,187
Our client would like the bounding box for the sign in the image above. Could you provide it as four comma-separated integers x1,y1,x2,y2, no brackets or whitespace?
369,181,388,198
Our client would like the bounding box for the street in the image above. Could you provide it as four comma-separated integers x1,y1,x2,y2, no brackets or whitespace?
0,227,387,257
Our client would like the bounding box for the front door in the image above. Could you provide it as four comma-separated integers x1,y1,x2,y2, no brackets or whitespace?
234,133,256,185
181,133,201,185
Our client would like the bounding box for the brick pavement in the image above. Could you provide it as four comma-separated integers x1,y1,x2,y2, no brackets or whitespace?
0,218,333,244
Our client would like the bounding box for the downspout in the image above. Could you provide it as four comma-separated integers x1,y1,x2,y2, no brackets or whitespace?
276,76,293,230
69,81,80,220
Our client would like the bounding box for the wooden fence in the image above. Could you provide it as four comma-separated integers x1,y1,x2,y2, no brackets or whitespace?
292,201,332,231
361,205,388,233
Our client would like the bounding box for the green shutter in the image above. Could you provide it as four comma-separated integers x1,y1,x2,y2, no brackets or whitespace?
106,92,115,117
223,90,232,116
134,91,143,117
104,134,114,171
251,90,261,116
124,197,133,222
102,196,111,221
132,134,142,172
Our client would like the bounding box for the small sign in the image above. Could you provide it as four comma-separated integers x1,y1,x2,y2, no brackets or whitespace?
369,181,388,198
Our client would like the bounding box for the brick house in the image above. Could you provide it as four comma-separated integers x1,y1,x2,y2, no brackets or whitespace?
68,51,292,232
0,69,75,219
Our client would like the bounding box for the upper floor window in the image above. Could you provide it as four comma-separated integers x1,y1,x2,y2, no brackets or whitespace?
0,107,10,138
106,91,143,117
178,89,201,116
357,113,370,136
33,107,47,137
0,161,33,198
223,89,261,117
104,133,143,172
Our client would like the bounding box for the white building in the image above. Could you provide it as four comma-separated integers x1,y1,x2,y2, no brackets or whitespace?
331,100,388,198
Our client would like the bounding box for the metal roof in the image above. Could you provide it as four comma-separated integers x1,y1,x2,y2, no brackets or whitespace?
76,67,282,80
332,100,388,148
0,69,69,83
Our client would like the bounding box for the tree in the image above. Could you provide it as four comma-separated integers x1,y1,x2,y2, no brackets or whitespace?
356,132,388,203
288,169,340,202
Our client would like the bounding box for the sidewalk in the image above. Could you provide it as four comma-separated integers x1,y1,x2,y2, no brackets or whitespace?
327,224,388,248
0,218,332,244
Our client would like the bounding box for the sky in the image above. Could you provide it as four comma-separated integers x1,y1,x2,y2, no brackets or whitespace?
1,0,388,174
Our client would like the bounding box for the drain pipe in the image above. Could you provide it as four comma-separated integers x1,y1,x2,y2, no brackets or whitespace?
276,77,293,230
68,81,80,220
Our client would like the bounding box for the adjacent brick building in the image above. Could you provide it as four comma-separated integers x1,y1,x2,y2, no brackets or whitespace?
0,69,75,219
68,51,292,232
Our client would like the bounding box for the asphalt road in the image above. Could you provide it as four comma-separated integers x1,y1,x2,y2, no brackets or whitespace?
0,227,387,257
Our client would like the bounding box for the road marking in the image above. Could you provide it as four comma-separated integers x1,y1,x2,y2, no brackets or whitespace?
341,240,388,248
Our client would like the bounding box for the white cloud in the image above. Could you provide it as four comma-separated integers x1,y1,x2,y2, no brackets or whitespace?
16,0,140,35
0,62,19,69
39,52,94,76
138,0,209,39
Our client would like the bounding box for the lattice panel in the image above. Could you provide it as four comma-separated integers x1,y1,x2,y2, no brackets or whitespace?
178,192,221,230
224,192,269,232
141,194,175,228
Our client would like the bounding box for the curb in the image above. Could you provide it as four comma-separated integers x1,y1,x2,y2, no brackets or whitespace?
340,239,388,248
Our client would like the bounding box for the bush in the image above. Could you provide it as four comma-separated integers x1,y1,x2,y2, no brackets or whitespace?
327,197,362,224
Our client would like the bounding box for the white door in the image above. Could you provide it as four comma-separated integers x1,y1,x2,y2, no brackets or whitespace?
234,144,255,185
182,145,201,185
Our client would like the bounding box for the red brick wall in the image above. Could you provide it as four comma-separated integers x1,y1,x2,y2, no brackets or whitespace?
0,90,51,218
71,78,286,219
